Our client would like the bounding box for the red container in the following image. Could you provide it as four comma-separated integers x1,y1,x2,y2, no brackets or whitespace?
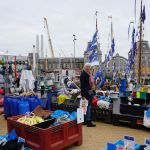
7,114,27,138
132,91,136,97
7,115,82,150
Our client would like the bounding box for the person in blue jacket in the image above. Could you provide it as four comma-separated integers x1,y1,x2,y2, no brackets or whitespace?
80,63,96,127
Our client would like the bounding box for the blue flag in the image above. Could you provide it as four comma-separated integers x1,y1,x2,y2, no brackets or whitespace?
107,54,110,62
94,67,102,80
142,5,146,23
111,38,115,54
89,50,99,66
86,31,98,52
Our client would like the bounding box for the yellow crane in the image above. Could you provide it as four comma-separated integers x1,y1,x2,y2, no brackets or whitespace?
44,17,55,58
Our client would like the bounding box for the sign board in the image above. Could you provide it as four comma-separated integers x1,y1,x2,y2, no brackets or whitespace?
77,108,84,124
145,138,150,149
124,135,135,149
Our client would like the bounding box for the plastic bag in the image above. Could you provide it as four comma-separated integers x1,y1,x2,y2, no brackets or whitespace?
79,98,88,115
143,111,150,128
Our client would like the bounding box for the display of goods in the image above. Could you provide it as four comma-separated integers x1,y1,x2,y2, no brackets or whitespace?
17,115,44,125
97,100,110,109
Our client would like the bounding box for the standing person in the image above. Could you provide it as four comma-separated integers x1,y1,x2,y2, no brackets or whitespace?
15,74,20,88
40,78,45,98
80,63,96,127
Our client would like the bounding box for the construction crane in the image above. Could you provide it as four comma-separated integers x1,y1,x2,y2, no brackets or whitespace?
44,17,55,58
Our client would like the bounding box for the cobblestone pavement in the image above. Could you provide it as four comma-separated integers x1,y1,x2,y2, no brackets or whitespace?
0,115,149,150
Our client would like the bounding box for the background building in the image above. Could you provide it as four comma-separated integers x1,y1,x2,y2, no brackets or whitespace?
101,53,127,77
28,53,84,81
133,40,150,81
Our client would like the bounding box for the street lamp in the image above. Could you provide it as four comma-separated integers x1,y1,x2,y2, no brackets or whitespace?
73,34,77,62
73,34,77,79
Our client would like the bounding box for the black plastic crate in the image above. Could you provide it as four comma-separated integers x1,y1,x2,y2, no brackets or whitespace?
132,98,146,105
96,108,112,123
120,97,128,104
65,99,76,106
146,93,150,100
91,106,112,123
120,104,148,116
113,114,143,129
63,104,78,113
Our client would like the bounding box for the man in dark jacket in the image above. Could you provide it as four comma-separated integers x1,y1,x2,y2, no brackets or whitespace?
80,63,96,127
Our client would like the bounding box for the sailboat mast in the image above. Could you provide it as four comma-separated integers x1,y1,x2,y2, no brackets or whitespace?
138,0,143,84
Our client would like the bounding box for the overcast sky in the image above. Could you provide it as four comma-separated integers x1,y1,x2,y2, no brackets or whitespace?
0,0,149,61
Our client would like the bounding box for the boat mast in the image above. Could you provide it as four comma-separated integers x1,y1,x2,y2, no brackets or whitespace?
138,0,143,84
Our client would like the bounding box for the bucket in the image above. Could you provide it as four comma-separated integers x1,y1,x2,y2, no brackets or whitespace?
10,97,20,116
136,91,140,98
4,96,11,117
132,91,136,97
27,96,41,111
19,101,30,115
140,92,146,99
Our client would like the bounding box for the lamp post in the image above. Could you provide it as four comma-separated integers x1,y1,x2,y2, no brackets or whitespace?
73,34,77,80
33,45,36,75
73,34,77,66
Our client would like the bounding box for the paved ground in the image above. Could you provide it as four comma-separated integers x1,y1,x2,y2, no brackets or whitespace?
0,115,149,150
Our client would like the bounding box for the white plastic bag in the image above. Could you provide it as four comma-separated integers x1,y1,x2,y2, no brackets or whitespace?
143,111,150,128
79,98,88,115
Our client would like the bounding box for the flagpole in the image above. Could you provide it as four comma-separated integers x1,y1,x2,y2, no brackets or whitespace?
129,21,134,79
138,0,143,84
108,16,113,43
94,11,99,75
95,11,98,31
